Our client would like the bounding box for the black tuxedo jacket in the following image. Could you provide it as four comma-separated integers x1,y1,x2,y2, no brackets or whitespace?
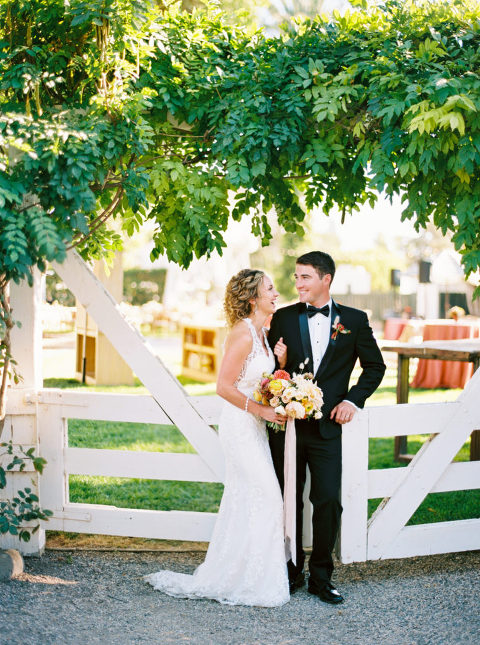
268,300,386,439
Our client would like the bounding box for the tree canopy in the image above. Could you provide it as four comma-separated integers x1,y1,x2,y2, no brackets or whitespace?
1,0,480,296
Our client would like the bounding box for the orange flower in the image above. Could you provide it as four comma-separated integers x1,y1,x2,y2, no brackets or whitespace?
273,369,291,380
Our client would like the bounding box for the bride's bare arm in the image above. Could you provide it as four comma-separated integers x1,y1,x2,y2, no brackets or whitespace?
216,325,286,424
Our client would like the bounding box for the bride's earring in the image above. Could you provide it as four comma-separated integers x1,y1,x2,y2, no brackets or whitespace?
254,301,258,314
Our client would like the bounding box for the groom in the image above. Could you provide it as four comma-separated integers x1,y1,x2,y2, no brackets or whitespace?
268,251,386,604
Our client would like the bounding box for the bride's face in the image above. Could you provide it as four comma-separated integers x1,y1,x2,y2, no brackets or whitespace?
254,275,279,316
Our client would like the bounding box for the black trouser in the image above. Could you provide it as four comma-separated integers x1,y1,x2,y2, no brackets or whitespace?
269,420,342,587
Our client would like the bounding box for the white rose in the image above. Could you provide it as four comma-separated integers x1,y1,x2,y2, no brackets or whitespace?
285,401,306,419
281,387,296,403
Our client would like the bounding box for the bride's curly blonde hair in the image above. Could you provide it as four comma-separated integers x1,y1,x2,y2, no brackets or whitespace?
224,269,265,328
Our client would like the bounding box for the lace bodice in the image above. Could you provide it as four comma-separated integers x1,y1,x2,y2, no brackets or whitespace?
235,318,275,395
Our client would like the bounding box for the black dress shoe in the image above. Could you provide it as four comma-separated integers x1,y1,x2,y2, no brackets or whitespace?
308,582,344,604
289,572,305,594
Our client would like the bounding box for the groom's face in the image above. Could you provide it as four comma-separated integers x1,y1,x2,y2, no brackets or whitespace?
295,263,331,307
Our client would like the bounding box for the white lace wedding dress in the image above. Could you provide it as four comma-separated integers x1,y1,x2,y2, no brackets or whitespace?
145,318,289,607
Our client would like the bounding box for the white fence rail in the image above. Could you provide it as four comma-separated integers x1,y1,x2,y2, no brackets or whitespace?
2,389,222,543
340,368,480,562
2,250,479,558
4,374,480,561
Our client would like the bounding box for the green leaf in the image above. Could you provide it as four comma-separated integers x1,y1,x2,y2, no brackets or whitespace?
294,66,310,80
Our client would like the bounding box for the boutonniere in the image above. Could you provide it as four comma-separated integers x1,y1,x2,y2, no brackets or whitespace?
331,315,351,340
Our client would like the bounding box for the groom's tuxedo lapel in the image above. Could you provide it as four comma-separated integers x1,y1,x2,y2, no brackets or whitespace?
315,299,341,381
298,303,314,370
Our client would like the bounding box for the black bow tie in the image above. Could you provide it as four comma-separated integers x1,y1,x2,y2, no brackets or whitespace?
306,304,330,318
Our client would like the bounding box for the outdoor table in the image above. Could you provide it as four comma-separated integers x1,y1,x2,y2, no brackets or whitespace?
381,339,480,462
410,320,480,389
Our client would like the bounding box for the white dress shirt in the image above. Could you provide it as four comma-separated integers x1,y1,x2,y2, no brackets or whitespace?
306,299,359,411
306,299,332,374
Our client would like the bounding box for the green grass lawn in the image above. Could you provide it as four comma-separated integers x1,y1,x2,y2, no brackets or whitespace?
44,358,479,527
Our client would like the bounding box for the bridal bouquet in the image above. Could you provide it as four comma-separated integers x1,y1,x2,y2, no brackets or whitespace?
253,367,324,431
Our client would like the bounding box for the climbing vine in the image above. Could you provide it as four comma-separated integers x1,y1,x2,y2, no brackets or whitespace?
1,0,480,420
1,0,479,284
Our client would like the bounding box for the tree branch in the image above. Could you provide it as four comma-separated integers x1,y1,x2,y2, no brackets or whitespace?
14,201,42,214
0,283,14,427
157,131,209,139
66,186,124,250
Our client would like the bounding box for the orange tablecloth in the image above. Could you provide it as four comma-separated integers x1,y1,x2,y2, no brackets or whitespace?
384,318,425,342
384,318,408,340
411,320,480,389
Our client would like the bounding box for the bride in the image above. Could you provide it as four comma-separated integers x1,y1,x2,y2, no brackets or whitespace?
145,269,290,607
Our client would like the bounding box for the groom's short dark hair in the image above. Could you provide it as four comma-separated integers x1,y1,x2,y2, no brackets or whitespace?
296,251,336,281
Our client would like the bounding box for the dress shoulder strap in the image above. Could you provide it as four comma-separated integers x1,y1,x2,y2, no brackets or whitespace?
242,318,262,354
242,317,255,334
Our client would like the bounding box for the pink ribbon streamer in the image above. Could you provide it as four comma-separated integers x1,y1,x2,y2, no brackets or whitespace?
284,417,296,566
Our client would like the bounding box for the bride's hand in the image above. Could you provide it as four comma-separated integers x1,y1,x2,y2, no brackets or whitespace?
273,337,287,369
260,406,287,425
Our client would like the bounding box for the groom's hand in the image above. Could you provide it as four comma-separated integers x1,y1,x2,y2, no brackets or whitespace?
273,337,287,369
330,401,356,424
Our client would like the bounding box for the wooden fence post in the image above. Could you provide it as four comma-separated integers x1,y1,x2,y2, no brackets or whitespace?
469,357,480,461
338,411,369,563
1,270,45,555
37,405,68,529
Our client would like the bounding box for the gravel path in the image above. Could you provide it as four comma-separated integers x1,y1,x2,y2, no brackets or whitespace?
1,549,479,645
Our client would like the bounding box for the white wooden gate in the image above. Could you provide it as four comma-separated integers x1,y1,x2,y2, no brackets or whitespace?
340,367,480,561
30,389,223,541
3,250,480,559
43,250,225,540
2,251,312,550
